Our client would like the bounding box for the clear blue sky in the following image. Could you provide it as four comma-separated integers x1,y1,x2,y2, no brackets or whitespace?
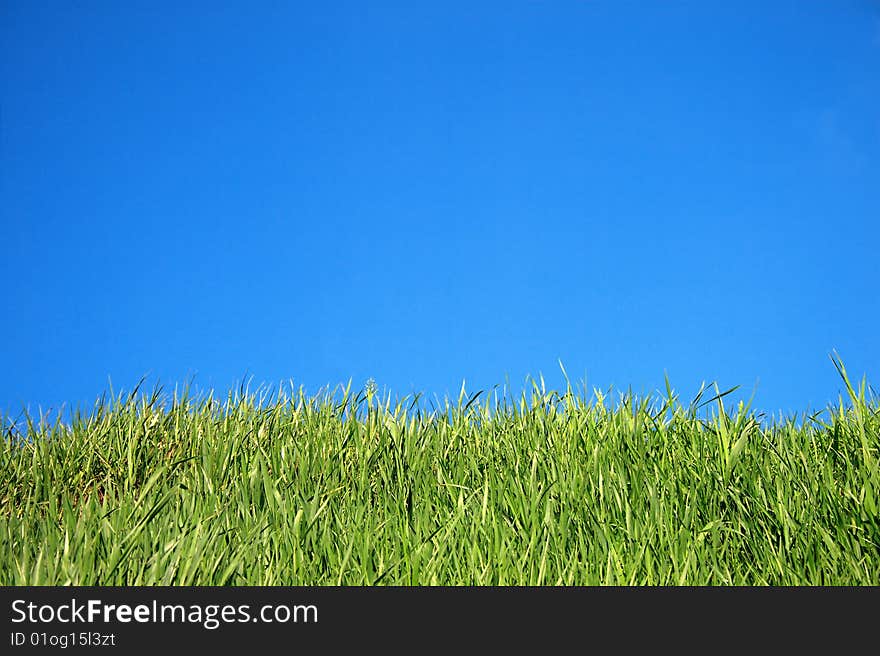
2,1,878,419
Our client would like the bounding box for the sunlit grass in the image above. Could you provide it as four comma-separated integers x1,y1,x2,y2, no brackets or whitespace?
1,355,877,585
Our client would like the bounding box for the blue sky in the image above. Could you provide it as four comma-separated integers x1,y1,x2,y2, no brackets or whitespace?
2,1,878,419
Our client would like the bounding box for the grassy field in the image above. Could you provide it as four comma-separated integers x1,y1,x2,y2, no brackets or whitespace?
2,358,878,585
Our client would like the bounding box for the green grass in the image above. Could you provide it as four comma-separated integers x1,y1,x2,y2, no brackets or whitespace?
2,356,878,585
